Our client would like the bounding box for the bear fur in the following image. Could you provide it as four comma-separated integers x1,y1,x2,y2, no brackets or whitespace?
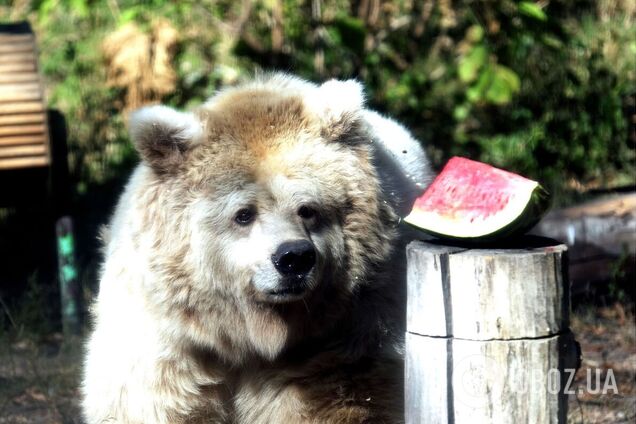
82,73,431,423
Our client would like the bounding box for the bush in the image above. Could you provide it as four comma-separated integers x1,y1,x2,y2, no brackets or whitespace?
1,0,634,199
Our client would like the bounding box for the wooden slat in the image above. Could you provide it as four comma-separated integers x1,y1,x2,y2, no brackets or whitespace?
0,34,34,43
0,124,47,136
0,134,47,146
0,155,48,169
0,144,46,157
0,101,44,114
0,42,34,55
0,82,41,93
0,73,39,84
0,90,41,102
0,62,36,73
0,52,36,64
0,113,45,125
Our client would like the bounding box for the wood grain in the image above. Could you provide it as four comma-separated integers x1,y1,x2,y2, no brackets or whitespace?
405,239,575,424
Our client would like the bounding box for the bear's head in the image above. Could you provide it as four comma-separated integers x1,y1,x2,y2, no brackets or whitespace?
127,75,398,362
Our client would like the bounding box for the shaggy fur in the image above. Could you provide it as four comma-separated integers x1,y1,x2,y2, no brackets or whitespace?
82,73,431,423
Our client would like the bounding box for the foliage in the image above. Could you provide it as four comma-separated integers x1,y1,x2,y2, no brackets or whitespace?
0,0,634,199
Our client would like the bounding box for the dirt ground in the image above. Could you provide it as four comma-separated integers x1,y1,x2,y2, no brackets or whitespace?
0,305,634,423
567,303,636,423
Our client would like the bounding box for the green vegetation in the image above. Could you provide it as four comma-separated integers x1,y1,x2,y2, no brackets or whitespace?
1,0,634,198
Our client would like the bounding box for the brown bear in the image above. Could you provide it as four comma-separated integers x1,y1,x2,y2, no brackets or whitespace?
82,73,431,423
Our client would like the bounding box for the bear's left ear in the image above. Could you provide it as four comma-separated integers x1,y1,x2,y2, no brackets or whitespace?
308,79,365,140
129,105,204,174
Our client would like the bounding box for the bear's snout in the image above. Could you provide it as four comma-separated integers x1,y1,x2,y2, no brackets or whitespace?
271,240,316,277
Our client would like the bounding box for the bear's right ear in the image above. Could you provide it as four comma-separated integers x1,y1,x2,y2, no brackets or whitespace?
129,105,203,173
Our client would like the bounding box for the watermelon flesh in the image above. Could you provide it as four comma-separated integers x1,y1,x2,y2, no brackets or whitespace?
404,157,549,240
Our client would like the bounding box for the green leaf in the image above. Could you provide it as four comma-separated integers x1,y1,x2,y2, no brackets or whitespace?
69,0,89,17
467,66,494,102
466,25,485,43
459,45,487,83
38,0,57,25
518,2,547,22
453,104,470,121
485,65,521,105
495,65,521,93
119,8,140,25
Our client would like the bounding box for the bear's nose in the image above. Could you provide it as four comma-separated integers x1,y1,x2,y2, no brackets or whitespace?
272,240,316,276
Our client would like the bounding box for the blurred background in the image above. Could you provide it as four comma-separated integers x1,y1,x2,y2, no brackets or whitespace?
0,1,634,423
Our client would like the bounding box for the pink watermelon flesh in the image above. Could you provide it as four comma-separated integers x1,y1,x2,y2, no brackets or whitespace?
404,157,549,240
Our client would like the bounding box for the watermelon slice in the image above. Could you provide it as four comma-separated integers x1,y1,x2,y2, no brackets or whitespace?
404,157,549,240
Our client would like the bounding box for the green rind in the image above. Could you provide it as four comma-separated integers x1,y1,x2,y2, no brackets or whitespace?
405,185,550,242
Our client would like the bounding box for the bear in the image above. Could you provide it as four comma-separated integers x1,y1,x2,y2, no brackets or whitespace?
82,73,431,424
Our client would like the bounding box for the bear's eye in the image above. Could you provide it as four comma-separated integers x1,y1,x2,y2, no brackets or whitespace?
298,205,316,220
235,208,256,225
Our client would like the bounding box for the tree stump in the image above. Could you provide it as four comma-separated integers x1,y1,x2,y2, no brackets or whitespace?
405,236,579,423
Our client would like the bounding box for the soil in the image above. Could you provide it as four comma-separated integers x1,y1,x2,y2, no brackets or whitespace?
0,305,634,423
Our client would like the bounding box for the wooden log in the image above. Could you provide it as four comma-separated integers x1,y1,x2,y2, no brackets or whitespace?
405,237,579,423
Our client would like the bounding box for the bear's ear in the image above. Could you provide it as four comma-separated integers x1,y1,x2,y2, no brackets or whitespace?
308,79,365,140
129,105,203,173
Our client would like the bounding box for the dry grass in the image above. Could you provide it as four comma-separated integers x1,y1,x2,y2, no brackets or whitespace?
102,20,178,112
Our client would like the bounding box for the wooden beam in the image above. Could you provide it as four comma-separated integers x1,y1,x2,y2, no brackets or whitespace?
0,113,45,125
0,62,36,73
0,34,34,43
0,155,48,169
0,134,47,146
0,72,40,84
0,89,41,102
0,52,38,64
0,101,44,114
0,82,42,93
0,144,47,157
0,42,35,55
0,124,47,136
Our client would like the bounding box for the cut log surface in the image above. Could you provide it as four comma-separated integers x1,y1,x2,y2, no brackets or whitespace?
405,237,576,424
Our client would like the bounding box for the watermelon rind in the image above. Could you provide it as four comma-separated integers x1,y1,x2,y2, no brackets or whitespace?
404,161,550,241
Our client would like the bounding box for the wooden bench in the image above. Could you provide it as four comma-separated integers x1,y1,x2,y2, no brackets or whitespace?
0,22,79,334
0,22,50,170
